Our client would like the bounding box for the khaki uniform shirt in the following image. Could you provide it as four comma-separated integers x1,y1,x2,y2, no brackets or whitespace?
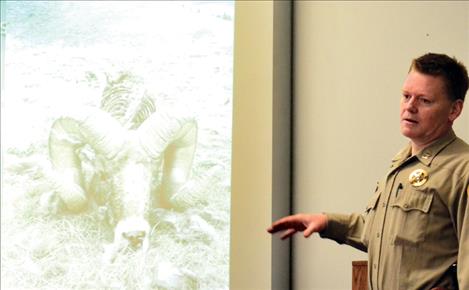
320,130,469,290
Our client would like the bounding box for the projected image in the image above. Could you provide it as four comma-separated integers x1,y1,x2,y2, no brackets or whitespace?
1,2,233,289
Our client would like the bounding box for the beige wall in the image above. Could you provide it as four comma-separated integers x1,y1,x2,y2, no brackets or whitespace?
293,2,469,290
231,3,273,288
230,1,291,290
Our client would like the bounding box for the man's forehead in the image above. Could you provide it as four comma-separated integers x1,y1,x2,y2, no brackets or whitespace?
402,70,445,95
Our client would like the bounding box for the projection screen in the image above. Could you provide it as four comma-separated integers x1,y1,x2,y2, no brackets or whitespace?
1,2,233,289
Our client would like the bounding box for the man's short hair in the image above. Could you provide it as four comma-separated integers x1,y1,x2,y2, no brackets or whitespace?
411,53,469,102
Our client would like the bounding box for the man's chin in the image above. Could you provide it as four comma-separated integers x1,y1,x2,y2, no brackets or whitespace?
400,128,418,139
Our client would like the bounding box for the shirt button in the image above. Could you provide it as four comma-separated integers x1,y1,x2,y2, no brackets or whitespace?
377,233,380,238
382,202,386,207
373,264,377,269
404,203,409,208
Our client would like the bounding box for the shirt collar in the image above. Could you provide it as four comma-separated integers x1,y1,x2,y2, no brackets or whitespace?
415,129,457,166
390,129,457,169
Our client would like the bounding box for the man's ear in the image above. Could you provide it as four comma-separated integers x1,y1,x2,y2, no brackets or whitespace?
449,99,464,122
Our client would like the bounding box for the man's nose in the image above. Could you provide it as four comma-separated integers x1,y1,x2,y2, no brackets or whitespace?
404,96,418,112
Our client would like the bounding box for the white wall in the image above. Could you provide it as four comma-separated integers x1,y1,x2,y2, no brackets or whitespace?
293,2,469,290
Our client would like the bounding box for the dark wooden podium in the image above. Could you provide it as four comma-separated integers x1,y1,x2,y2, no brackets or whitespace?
352,261,368,290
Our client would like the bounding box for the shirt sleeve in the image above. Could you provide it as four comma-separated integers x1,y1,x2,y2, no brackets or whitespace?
456,181,469,289
319,212,367,252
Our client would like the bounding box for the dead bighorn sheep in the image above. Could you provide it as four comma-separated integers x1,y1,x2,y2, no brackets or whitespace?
46,72,197,260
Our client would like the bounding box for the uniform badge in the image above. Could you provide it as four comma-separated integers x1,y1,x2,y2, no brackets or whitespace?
409,169,428,187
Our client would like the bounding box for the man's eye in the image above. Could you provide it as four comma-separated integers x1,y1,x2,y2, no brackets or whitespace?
403,94,411,100
422,98,432,105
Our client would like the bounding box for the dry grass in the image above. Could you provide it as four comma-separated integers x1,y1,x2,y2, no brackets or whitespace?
1,144,230,290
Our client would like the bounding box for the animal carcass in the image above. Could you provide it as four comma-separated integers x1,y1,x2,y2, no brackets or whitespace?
46,73,197,260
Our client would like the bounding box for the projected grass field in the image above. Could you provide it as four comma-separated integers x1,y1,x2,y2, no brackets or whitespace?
1,2,233,289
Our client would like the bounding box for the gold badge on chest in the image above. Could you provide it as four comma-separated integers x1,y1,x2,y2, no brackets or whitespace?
409,169,429,187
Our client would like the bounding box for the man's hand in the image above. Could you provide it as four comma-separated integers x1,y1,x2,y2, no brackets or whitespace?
267,213,328,240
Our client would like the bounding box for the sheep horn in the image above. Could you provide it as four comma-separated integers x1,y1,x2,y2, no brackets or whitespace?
48,109,126,211
137,110,197,198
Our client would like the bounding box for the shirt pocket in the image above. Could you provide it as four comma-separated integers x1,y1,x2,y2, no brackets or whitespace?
390,187,433,246
361,185,381,248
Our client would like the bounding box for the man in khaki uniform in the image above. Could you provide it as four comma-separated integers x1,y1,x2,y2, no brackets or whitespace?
268,53,469,290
